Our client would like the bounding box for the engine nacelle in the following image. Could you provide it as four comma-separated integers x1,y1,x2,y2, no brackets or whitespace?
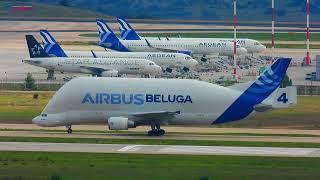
165,67,173,73
101,70,118,77
108,117,135,130
177,50,192,56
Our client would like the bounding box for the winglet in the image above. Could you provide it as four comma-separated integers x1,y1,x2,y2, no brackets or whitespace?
91,50,97,58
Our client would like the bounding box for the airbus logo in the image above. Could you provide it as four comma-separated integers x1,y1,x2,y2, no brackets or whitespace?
31,44,41,55
82,93,193,105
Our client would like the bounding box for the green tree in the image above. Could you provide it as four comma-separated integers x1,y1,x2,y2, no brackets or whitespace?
281,74,292,88
25,73,37,91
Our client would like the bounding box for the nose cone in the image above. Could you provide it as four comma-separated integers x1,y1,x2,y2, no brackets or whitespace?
32,116,40,125
189,59,199,67
238,47,247,55
151,64,162,75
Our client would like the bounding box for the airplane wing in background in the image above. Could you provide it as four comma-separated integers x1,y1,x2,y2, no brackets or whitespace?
79,66,118,77
145,39,192,56
145,39,178,52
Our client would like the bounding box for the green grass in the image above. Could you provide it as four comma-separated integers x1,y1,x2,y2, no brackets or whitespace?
0,151,319,180
264,43,320,49
79,32,320,42
1,136,320,148
0,1,109,18
0,91,54,123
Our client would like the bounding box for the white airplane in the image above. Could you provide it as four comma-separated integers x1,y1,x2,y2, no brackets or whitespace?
117,17,266,54
24,35,161,77
40,30,198,72
96,19,247,58
32,57,297,136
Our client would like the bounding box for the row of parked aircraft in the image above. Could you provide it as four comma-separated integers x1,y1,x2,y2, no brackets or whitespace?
25,18,295,136
23,18,266,79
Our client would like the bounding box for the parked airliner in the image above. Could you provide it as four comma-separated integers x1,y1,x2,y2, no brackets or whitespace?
117,17,266,54
23,35,161,77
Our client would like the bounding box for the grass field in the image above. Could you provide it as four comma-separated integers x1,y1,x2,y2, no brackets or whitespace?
1,136,320,148
0,91,319,129
79,32,320,42
0,151,319,180
0,1,109,19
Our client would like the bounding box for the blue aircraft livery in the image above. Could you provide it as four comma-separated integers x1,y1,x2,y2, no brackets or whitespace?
82,93,193,105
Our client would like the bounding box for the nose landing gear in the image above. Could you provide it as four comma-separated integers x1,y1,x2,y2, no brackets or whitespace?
66,125,72,134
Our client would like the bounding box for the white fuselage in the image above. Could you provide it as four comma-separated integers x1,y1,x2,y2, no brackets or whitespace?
32,77,250,127
137,37,266,54
116,39,247,56
23,57,161,76
59,51,198,68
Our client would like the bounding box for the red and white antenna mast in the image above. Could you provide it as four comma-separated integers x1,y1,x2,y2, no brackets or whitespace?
306,0,311,65
271,0,275,61
233,0,237,80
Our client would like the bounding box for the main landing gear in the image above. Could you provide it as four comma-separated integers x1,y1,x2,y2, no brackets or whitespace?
147,121,165,136
66,125,73,134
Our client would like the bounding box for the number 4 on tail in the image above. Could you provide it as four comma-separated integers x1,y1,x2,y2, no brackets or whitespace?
277,93,288,103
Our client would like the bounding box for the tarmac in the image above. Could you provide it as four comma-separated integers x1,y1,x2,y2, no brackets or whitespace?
0,142,319,157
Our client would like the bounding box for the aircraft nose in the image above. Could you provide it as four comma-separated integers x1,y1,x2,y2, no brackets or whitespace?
240,47,247,55
154,65,162,74
190,59,199,67
261,45,267,51
32,116,40,124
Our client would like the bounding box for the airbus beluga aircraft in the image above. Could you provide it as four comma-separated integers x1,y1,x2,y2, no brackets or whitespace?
32,57,296,136
23,35,161,77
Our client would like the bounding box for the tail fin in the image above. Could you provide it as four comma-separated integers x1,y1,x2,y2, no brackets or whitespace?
96,18,129,52
25,35,50,58
214,57,292,124
39,30,67,57
117,17,141,40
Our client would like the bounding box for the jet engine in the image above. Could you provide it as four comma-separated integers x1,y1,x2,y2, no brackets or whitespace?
100,70,118,77
108,117,135,130
177,50,192,56
165,67,173,73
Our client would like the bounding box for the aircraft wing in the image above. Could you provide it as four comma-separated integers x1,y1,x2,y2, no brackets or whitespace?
145,39,178,53
128,111,181,124
80,66,107,74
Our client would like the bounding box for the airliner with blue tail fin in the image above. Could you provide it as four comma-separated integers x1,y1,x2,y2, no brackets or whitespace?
32,56,296,136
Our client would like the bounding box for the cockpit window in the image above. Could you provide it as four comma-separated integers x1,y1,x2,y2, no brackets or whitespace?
254,42,260,45
41,114,47,117
149,63,154,66
185,57,191,60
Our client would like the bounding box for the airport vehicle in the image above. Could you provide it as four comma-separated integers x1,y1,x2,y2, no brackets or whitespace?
40,30,198,72
117,17,266,54
32,57,297,136
96,19,247,57
23,35,161,77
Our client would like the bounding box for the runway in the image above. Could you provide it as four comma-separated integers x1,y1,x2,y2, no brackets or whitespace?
0,142,319,157
1,130,320,143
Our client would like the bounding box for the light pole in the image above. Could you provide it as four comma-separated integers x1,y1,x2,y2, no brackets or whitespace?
233,0,237,81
